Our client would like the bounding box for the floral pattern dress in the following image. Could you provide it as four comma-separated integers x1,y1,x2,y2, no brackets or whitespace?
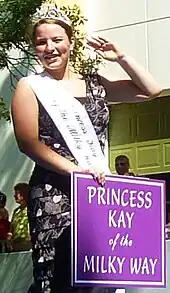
27,74,115,293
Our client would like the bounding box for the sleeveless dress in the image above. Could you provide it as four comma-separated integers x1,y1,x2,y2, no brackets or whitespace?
27,74,115,293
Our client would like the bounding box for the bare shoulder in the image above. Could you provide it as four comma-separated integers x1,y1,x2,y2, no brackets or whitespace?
11,77,39,142
12,77,38,113
12,78,36,101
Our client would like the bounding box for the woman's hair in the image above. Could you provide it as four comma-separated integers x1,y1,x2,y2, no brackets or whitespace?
32,18,73,45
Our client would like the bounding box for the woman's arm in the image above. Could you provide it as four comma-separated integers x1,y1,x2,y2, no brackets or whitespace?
11,79,82,175
87,37,162,102
117,55,161,98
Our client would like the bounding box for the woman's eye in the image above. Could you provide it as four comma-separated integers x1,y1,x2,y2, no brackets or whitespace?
53,38,62,43
36,40,46,46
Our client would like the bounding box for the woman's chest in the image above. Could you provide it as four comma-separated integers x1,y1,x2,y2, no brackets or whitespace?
38,75,109,136
58,79,87,103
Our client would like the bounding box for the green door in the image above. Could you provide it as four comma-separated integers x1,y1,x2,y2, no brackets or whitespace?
109,96,170,175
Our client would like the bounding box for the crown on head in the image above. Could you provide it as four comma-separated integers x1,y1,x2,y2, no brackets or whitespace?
32,3,71,27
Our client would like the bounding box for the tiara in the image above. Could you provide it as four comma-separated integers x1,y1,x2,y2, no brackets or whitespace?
32,3,71,27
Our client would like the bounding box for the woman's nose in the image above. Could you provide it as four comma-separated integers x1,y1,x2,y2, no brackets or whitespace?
46,39,55,51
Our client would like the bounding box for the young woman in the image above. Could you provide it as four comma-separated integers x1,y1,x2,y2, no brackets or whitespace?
11,4,162,293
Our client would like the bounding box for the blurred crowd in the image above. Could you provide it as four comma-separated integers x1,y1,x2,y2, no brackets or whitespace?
0,183,31,253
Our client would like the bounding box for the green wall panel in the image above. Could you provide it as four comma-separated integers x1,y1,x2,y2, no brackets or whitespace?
137,144,161,169
109,139,170,175
109,104,135,146
109,96,170,175
135,99,161,142
163,142,170,167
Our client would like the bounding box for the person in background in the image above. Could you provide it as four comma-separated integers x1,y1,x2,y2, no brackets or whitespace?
115,155,135,176
0,191,9,220
0,191,10,252
8,183,31,252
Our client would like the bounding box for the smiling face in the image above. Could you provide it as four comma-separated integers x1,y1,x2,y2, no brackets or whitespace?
34,22,73,72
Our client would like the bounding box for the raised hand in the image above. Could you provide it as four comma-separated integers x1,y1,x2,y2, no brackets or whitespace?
87,36,125,62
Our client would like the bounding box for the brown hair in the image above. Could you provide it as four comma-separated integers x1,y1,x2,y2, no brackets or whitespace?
32,18,73,45
115,155,130,165
14,183,30,201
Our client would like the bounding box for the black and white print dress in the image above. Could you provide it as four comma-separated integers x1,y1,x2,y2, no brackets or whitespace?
27,74,115,293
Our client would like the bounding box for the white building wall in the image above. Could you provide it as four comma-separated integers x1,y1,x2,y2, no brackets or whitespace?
0,68,33,216
85,0,170,90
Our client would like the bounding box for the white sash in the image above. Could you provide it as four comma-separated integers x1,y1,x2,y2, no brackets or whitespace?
25,72,110,173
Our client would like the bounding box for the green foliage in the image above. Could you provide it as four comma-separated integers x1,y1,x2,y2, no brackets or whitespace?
0,0,43,121
0,0,42,50
60,4,102,74
0,1,102,121
0,98,10,121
